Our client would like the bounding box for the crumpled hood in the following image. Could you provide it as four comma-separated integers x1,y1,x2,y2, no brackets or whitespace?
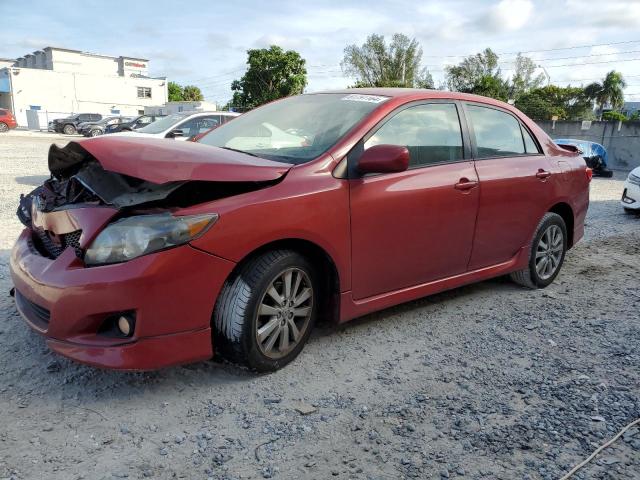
75,136,292,184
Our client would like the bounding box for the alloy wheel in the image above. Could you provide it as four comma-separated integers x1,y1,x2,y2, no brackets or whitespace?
255,267,313,360
0,122,8,132
90,129,101,137
535,224,564,280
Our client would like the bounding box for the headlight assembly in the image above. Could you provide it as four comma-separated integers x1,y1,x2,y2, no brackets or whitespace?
84,213,218,266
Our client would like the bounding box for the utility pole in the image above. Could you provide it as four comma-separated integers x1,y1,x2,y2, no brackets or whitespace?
537,64,551,86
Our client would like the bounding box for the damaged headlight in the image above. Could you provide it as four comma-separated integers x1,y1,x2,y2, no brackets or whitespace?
84,213,218,265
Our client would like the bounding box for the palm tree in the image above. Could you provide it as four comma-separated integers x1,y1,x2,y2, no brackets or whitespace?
585,71,627,119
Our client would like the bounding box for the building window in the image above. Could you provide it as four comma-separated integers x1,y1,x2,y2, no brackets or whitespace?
137,87,152,99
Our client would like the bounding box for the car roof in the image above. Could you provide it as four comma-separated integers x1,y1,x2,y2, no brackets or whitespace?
308,87,513,107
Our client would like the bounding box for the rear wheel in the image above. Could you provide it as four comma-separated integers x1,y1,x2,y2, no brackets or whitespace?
213,250,317,372
0,122,8,132
510,212,567,289
89,129,101,137
63,124,76,135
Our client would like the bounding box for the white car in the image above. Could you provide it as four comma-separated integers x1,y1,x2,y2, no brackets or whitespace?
115,111,239,141
622,166,640,213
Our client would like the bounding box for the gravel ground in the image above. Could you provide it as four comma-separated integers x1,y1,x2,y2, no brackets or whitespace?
0,132,638,480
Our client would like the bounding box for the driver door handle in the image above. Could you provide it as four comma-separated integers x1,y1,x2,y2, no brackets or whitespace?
454,178,479,191
536,169,552,180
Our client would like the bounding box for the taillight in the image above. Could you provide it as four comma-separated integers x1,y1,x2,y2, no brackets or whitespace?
586,168,593,182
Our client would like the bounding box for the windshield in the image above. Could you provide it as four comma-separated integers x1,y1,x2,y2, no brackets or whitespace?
137,113,189,134
198,93,388,164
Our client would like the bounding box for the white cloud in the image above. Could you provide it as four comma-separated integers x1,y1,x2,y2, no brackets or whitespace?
477,0,534,32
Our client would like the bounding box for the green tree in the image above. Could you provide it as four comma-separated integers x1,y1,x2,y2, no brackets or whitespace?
445,48,500,93
515,85,593,120
602,110,627,122
510,54,545,99
230,45,307,109
342,33,433,88
584,70,626,118
168,81,184,101
182,85,204,101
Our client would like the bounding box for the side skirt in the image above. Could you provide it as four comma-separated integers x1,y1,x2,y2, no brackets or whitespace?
339,246,528,323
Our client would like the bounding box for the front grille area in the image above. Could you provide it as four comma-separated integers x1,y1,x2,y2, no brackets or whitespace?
15,290,50,331
32,229,83,259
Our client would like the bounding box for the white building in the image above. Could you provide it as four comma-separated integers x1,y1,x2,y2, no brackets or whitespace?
144,100,218,116
0,47,168,128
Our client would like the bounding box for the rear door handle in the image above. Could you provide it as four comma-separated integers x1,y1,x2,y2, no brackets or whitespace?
454,178,479,191
536,169,552,180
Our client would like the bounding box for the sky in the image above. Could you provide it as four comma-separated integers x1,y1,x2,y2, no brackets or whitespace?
2,0,640,105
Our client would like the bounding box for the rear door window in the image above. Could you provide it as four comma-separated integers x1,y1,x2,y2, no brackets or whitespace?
466,105,526,158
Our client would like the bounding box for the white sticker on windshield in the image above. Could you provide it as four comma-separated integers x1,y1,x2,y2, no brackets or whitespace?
341,94,389,103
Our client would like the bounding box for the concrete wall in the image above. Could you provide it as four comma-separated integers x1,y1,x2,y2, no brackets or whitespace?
3,67,167,127
538,120,640,170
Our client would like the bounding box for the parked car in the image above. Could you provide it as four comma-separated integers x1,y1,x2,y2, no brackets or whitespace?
554,138,613,177
622,167,640,213
78,116,134,137
10,89,591,372
51,113,102,135
114,111,239,141
104,114,165,134
0,108,17,132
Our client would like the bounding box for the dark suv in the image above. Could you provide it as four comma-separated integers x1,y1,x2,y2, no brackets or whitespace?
51,113,102,135
104,114,164,134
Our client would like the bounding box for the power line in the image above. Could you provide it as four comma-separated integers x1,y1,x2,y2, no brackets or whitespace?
421,39,640,59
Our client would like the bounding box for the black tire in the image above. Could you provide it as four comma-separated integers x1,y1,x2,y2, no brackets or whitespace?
213,249,318,372
597,168,614,178
0,122,8,133
89,129,101,137
63,124,76,135
624,207,639,215
510,212,568,289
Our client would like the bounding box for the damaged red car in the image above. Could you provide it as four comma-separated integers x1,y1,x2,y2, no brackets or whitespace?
10,89,590,372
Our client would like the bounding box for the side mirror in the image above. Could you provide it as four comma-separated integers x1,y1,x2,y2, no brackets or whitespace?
168,128,184,138
357,144,410,174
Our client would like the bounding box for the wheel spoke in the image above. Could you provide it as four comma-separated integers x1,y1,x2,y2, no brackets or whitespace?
279,322,290,352
287,318,301,342
537,257,548,275
283,271,293,299
263,326,281,352
267,286,284,306
292,306,311,317
294,288,311,307
257,317,279,343
538,238,548,250
545,257,554,276
291,271,303,300
535,249,546,259
259,303,279,316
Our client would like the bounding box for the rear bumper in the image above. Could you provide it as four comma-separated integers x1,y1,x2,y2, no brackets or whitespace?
10,228,236,370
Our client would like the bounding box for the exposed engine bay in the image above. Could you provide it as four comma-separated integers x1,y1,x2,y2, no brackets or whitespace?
17,141,282,231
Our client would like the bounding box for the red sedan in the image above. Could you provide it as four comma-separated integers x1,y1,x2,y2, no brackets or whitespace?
0,108,18,132
10,89,590,371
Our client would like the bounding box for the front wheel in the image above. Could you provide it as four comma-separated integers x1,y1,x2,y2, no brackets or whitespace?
89,129,101,137
213,250,317,372
510,212,567,289
63,124,76,135
0,122,8,132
